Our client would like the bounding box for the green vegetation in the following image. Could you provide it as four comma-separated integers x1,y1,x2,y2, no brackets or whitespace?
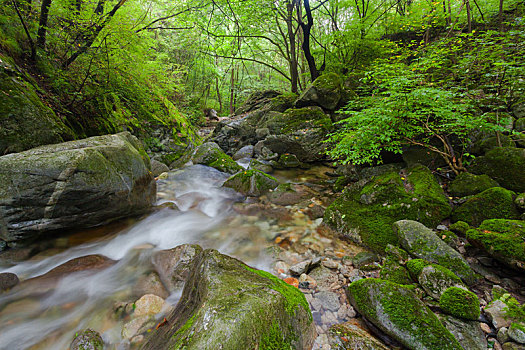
439,287,480,321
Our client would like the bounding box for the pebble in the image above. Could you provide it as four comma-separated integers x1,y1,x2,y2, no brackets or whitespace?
134,294,165,317
290,260,311,276
322,258,339,269
283,277,299,288
275,261,290,274
509,323,525,344
481,322,493,333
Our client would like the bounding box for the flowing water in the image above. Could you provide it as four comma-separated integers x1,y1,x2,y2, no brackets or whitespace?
0,165,285,350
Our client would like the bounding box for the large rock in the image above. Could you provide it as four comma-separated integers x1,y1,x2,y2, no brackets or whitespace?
324,165,452,253
222,169,279,196
0,56,74,155
295,73,344,110
328,322,390,349
152,244,203,292
191,142,242,174
440,315,487,350
452,187,519,226
259,107,332,162
466,219,525,271
470,147,525,192
346,278,463,350
418,264,465,300
448,172,499,197
0,132,156,244
140,249,316,350
393,220,476,285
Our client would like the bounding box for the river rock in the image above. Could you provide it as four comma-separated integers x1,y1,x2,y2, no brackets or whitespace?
70,329,104,350
191,142,242,174
295,73,344,110
448,172,499,197
346,278,463,350
222,169,278,196
122,315,156,339
0,56,74,155
470,147,525,192
324,165,451,253
152,244,203,292
150,159,169,177
485,299,513,329
509,323,525,344
328,322,390,350
393,220,476,285
134,294,165,317
316,290,340,312
266,183,311,206
232,145,254,160
0,272,19,292
466,219,525,271
132,272,169,299
0,132,156,244
440,315,487,350
140,248,316,350
452,187,519,226
418,264,465,300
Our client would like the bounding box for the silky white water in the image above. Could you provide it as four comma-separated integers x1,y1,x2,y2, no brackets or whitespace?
0,165,275,350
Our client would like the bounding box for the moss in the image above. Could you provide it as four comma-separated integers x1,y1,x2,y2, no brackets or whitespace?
324,165,451,253
385,244,409,262
448,172,499,197
269,92,297,112
347,278,462,350
171,313,197,349
280,107,332,134
223,170,278,196
260,320,293,350
380,257,413,285
440,230,458,246
449,221,470,235
466,219,525,268
406,259,432,280
246,266,312,322
470,147,525,192
452,187,519,226
439,287,480,321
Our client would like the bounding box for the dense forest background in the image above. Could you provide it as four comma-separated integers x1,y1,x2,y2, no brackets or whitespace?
1,0,524,167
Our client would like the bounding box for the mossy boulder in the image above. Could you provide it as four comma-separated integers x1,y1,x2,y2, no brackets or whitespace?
295,72,343,110
266,183,311,206
0,56,75,155
346,278,463,350
406,259,432,280
466,219,525,271
452,187,519,226
439,287,480,321
470,147,525,192
515,193,525,211
393,220,476,285
474,134,516,154
140,248,316,350
192,142,243,174
418,265,465,300
516,118,525,132
70,329,104,350
260,107,333,162
328,322,390,350
448,172,499,197
449,221,470,235
379,256,412,285
0,132,155,244
323,165,452,253
222,169,278,196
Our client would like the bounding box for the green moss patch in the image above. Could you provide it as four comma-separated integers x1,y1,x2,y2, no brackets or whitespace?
346,278,462,350
448,172,499,197
439,287,480,320
324,165,451,253
452,187,519,226
466,219,525,270
406,259,432,280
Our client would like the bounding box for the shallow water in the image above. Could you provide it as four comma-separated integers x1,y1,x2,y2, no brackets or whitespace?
0,165,280,350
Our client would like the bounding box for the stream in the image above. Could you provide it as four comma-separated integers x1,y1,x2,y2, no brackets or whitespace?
0,164,349,350
0,165,281,350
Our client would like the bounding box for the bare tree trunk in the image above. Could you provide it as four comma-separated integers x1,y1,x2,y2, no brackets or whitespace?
299,0,319,82
499,0,504,29
465,0,472,33
229,67,235,115
12,0,36,60
286,0,298,93
37,0,52,48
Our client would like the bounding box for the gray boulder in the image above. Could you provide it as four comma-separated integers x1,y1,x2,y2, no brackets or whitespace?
393,220,476,285
152,244,203,292
295,73,344,110
222,169,279,196
346,278,462,350
140,249,316,350
328,322,390,350
191,142,242,174
0,132,156,244
440,315,487,350
470,147,525,192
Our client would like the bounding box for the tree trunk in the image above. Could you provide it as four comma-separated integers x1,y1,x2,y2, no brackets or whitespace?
12,0,36,60
286,0,298,93
229,67,235,115
465,0,472,33
299,0,319,82
499,0,504,28
37,0,52,48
